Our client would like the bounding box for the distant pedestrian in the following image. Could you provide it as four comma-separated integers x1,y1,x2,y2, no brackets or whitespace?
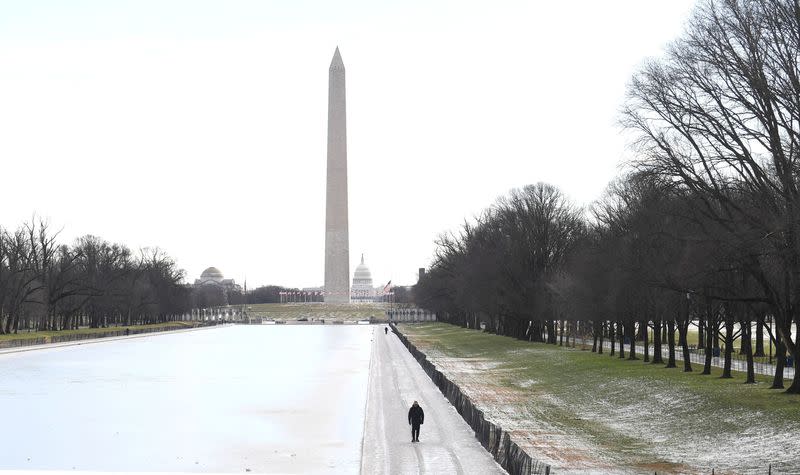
408,400,424,442
385,326,388,335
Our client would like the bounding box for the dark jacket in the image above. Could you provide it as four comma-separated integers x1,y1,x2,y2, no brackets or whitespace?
408,405,424,426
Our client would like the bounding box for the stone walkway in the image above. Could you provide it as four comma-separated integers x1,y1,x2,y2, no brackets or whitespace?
361,327,507,474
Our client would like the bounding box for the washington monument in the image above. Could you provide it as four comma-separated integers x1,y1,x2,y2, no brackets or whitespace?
324,47,350,303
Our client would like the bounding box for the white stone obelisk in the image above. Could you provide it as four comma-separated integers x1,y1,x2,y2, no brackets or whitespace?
324,47,350,303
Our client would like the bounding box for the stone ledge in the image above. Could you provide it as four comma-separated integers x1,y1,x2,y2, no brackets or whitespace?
0,323,214,349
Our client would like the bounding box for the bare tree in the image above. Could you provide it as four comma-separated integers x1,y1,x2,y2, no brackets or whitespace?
624,0,800,391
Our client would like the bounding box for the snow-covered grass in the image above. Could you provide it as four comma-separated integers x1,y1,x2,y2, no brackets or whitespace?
400,322,800,474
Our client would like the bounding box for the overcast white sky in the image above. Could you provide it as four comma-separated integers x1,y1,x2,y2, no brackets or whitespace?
0,0,697,289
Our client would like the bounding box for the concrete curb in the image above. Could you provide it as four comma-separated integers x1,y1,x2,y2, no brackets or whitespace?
391,324,550,475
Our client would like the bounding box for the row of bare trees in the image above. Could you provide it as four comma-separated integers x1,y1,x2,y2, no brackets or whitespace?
0,219,192,334
415,0,800,391
227,285,304,305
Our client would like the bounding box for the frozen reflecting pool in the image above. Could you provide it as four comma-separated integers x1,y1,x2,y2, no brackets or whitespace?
0,325,374,473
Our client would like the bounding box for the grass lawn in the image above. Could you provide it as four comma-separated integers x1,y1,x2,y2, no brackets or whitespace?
0,321,199,342
247,302,387,321
400,322,799,474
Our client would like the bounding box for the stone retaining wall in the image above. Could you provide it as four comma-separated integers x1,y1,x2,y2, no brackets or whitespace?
0,323,210,349
392,324,551,475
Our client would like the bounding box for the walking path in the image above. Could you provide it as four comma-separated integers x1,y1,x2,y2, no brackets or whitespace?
361,327,507,474
575,337,795,379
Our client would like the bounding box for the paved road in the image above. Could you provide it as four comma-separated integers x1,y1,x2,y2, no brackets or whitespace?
361,328,506,475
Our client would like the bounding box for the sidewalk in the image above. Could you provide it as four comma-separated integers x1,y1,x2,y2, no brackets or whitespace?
572,336,795,379
361,327,507,474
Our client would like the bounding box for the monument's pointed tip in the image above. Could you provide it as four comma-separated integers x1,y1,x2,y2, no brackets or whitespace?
361,253,364,264
330,47,344,71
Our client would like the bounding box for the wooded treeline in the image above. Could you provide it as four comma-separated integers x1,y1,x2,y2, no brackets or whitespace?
414,0,800,391
0,220,194,333
227,286,301,305
0,219,308,333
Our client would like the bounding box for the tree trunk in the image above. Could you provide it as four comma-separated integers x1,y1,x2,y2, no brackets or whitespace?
598,321,604,355
627,321,637,360
571,321,576,348
754,314,765,357
787,358,800,394
771,332,785,389
651,318,663,364
666,319,676,368
698,317,705,350
643,319,650,363
12,312,21,333
785,320,800,393
609,321,615,357
721,314,734,379
618,320,625,359
679,318,692,372
742,319,755,384
702,313,713,375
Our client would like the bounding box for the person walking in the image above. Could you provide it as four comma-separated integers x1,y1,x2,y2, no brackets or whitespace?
408,400,424,442
385,326,388,335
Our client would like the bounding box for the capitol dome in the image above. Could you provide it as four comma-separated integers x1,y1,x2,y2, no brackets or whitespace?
354,259,372,283
199,267,224,283
351,255,376,302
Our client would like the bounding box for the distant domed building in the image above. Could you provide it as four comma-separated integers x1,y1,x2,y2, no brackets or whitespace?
194,267,241,292
351,254,376,303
